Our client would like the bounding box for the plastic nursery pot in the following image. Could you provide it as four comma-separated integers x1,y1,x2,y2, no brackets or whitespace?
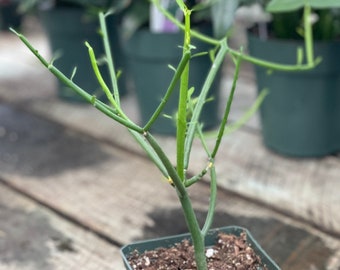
120,226,280,270
248,32,340,157
123,27,221,135
0,2,23,31
39,7,127,102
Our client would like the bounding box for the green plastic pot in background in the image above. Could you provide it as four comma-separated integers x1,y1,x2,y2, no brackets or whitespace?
0,2,23,31
123,28,221,135
40,7,127,102
248,32,340,157
121,226,280,270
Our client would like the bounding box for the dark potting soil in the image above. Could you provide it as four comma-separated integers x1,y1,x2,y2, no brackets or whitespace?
127,232,268,270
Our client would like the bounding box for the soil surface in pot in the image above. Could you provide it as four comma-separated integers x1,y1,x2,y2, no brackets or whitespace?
127,232,268,270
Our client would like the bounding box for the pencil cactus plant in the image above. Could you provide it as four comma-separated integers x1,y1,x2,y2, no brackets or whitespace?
13,0,320,269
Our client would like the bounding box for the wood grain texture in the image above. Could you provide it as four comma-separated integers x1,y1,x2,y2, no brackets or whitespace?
0,144,178,245
210,130,340,235
20,91,340,237
1,81,340,269
0,184,123,270
1,19,340,240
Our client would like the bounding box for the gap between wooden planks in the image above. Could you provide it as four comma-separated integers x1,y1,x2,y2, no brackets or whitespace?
0,183,124,270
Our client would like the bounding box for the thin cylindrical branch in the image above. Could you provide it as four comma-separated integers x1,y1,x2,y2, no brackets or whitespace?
212,49,242,158
99,12,121,106
143,52,191,131
201,163,217,236
184,39,228,169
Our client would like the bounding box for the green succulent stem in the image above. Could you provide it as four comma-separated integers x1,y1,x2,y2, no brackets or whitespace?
99,12,121,106
12,1,322,269
143,52,191,131
177,5,191,182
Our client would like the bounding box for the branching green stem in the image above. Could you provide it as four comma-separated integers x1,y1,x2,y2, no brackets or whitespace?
185,162,210,187
230,49,321,71
100,12,121,106
143,52,191,131
144,131,206,268
184,39,228,170
202,163,217,236
303,5,314,65
212,50,242,158
130,130,169,178
176,5,192,182
12,2,322,269
85,41,118,107
151,0,321,71
144,132,185,195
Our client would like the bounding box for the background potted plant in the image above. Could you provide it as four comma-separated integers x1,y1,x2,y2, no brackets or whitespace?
13,0,320,268
0,0,23,31
247,0,340,157
18,0,129,102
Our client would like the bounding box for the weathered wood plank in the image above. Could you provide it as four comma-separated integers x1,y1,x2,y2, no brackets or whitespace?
210,130,340,234
21,93,340,237
2,21,340,240
1,104,340,270
0,184,124,270
0,103,182,245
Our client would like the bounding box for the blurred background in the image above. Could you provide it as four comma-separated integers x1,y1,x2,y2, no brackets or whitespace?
1,1,340,269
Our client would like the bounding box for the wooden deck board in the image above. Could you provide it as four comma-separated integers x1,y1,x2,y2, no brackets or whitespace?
1,103,340,269
1,27,340,238
1,19,340,269
0,184,124,270
14,87,340,237
0,104,179,245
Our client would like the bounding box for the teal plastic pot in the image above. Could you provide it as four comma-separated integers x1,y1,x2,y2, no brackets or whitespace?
40,8,127,102
248,32,340,157
123,28,221,135
0,2,23,31
121,226,280,269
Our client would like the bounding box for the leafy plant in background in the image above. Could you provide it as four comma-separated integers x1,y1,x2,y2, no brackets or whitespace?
12,0,320,269
120,0,256,39
251,0,340,40
245,0,340,158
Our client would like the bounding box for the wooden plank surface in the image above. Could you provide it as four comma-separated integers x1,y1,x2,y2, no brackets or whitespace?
1,103,340,269
1,18,340,270
0,184,124,270
0,22,340,236
211,131,340,235
1,23,340,238
0,104,180,245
